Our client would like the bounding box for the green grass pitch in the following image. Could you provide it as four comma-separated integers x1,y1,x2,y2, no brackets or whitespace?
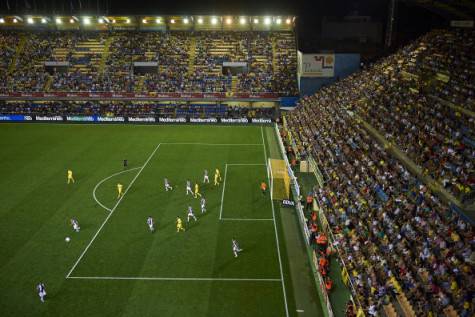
0,124,299,317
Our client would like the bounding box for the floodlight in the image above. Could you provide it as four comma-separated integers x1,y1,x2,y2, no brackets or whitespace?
156,18,161,23
170,19,175,24
55,17,62,24
253,18,259,24
276,18,282,24
126,18,131,24
211,17,218,25
286,18,291,24
83,17,90,25
111,19,116,24
239,17,246,25
197,17,203,24
41,17,47,24
183,18,189,24
13,18,18,23
142,18,147,24
70,18,75,24
0,18,5,24
27,17,34,24
264,17,271,25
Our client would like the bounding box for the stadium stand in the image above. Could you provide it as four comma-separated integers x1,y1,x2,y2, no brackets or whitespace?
0,101,275,119
284,28,474,317
0,30,298,96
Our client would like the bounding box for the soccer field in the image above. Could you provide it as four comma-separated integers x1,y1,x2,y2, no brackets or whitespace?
0,123,317,317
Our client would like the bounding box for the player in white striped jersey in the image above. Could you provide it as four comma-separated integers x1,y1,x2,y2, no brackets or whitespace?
203,169,209,183
147,216,155,232
70,218,80,232
200,197,206,213
186,180,193,195
36,282,46,302
164,178,173,191
187,206,197,222
232,238,243,258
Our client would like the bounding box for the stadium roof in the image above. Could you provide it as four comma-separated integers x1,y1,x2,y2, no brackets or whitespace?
0,15,295,31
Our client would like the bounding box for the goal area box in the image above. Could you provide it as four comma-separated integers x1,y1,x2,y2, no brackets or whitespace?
268,158,290,200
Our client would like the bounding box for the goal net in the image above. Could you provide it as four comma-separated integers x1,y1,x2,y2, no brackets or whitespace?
268,158,290,200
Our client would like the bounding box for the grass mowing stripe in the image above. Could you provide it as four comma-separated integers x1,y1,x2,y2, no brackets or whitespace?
67,276,282,282
92,167,141,212
261,125,290,317
66,143,162,278
218,164,228,220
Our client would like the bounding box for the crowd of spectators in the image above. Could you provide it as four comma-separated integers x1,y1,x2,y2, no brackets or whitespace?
349,29,474,200
0,101,276,119
0,30,298,96
285,28,474,317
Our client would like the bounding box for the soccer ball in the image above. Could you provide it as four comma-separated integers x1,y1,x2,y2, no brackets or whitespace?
65,237,71,242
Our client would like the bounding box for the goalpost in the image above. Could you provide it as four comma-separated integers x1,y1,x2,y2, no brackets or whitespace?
268,158,290,200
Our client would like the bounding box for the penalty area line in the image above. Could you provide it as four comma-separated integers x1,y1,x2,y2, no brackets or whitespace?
66,276,282,282
92,167,141,212
66,143,162,278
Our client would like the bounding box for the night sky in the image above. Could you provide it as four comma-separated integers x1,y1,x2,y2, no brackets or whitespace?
0,0,452,55
0,0,389,20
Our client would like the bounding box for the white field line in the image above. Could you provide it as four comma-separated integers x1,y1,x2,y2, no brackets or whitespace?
226,163,266,166
92,167,141,212
220,218,274,221
261,126,290,317
66,276,281,282
66,143,162,278
161,142,262,146
218,164,228,220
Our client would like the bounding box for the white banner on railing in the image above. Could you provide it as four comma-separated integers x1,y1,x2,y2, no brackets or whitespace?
300,54,335,77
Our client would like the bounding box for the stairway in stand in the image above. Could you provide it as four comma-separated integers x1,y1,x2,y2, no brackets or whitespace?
8,35,26,75
188,37,197,76
98,36,114,75
70,36,106,74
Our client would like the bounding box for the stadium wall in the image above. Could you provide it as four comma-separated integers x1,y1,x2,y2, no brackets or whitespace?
299,54,360,96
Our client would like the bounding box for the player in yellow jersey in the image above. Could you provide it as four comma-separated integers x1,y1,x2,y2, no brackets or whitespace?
214,168,222,186
67,169,75,184
117,183,124,199
194,183,202,198
176,216,185,232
